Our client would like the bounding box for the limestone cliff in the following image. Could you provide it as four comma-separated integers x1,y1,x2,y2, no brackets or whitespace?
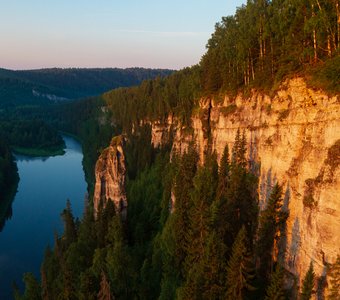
151,77,340,288
93,136,127,216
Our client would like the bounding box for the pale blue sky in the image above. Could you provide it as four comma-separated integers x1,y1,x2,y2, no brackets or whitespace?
0,0,246,70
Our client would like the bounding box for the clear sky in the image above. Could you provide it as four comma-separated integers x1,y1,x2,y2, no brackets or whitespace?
0,0,246,70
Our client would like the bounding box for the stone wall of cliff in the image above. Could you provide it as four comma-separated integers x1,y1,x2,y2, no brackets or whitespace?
93,135,127,217
150,77,340,286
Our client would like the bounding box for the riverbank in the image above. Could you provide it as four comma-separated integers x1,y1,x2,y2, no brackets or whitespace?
0,135,86,300
13,145,65,157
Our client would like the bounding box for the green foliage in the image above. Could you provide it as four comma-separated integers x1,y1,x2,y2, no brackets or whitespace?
14,273,42,300
309,55,340,94
300,262,315,300
200,0,339,94
225,226,256,300
0,67,173,109
264,264,286,300
0,119,65,156
257,183,288,280
178,153,219,299
103,66,201,129
61,200,78,249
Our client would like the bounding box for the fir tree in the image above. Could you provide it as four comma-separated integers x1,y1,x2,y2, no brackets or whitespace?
179,153,218,299
15,273,42,300
217,144,230,198
61,199,77,249
257,183,288,279
106,216,133,300
264,264,286,300
172,146,199,273
300,262,315,300
225,226,256,300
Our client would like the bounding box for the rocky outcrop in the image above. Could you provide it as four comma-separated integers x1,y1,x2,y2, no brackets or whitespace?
151,78,340,290
93,136,127,217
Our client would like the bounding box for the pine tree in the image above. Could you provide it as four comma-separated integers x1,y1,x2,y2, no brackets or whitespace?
328,255,340,300
216,144,230,202
257,183,288,279
106,216,133,300
178,153,218,299
61,199,77,249
231,128,241,166
264,264,286,300
225,226,256,300
300,262,315,300
172,146,199,273
201,231,228,299
20,273,42,300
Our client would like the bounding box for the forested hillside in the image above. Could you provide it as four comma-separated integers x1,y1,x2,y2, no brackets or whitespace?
16,0,340,299
0,68,172,109
0,120,65,156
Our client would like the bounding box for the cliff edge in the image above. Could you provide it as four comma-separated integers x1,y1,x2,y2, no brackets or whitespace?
151,77,340,286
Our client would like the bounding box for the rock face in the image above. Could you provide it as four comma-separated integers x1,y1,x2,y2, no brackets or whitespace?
151,78,340,288
93,136,127,217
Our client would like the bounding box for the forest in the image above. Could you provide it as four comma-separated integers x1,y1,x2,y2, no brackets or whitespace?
15,131,340,299
0,68,172,109
15,0,340,299
0,120,65,156
102,0,339,132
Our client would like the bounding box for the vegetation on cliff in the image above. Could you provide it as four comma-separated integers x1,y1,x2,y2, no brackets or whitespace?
102,0,340,132
15,0,340,298
17,132,292,299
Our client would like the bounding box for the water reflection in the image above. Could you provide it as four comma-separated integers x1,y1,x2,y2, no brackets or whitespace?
0,135,86,299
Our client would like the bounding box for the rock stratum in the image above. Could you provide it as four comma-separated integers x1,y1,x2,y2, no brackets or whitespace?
151,78,340,285
93,136,127,217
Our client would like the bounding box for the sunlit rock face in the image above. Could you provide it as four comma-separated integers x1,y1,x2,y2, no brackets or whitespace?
151,78,340,290
93,136,127,217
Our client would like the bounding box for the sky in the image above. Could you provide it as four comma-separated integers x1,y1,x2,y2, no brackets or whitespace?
0,0,246,70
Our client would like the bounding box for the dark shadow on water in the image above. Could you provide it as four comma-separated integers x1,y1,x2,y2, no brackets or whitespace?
0,178,18,232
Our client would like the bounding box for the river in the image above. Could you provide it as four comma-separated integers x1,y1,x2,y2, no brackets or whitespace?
0,135,87,299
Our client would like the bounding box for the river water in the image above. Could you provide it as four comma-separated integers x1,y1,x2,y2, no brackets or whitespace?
0,136,87,299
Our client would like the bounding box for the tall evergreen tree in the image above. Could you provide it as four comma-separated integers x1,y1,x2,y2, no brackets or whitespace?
106,216,133,300
178,153,218,299
14,273,42,300
61,199,77,249
172,146,199,273
264,264,286,300
225,226,256,300
300,262,315,300
257,183,288,280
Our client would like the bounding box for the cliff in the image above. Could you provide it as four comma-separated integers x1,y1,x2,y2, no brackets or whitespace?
151,78,340,287
93,136,127,217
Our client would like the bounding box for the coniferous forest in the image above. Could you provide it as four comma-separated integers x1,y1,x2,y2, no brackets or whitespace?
15,0,340,299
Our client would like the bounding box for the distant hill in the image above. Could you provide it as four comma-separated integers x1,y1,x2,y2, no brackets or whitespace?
0,68,173,108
